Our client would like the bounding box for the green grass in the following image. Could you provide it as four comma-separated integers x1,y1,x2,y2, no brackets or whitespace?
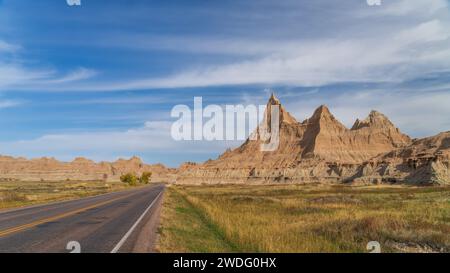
0,180,140,210
158,184,450,253
157,185,237,252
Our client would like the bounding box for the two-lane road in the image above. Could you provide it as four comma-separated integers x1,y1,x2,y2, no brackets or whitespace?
0,184,165,253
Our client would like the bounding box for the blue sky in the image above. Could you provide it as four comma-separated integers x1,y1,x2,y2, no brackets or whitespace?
0,0,449,167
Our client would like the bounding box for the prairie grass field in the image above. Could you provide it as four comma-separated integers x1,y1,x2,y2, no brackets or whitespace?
0,180,132,210
158,184,450,253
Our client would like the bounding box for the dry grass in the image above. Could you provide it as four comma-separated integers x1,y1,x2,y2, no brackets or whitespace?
159,184,450,253
157,185,237,253
0,180,136,210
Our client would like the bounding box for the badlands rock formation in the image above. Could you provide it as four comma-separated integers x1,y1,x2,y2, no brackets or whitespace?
354,132,450,185
0,94,447,185
0,156,174,182
177,94,449,185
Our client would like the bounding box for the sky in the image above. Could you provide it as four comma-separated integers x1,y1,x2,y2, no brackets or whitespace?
0,0,449,167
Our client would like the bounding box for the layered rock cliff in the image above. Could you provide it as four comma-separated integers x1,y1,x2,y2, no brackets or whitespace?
353,131,450,185
177,94,448,185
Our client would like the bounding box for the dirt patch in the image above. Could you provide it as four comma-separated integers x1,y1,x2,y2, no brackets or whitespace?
385,240,448,253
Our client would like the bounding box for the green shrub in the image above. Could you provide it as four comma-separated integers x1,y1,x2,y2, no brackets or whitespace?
139,172,152,184
120,173,138,186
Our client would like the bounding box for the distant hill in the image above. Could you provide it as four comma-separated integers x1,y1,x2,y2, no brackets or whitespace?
0,155,175,182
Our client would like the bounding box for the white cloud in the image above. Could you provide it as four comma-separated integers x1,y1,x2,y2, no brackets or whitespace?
72,20,450,91
45,11,450,92
0,120,242,164
0,40,51,89
396,20,449,44
0,65,53,88
38,68,97,84
1,1,450,92
0,40,19,52
0,64,97,89
0,39,96,90
379,0,448,16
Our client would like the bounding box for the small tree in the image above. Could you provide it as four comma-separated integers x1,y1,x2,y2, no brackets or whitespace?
120,173,138,186
139,172,152,184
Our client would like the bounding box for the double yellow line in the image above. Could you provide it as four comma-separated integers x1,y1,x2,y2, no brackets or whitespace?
0,193,134,238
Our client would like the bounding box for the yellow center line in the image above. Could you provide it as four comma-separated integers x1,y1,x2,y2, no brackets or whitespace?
0,193,135,238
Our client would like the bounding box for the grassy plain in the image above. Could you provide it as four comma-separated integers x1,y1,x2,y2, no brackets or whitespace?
157,184,450,253
0,180,133,210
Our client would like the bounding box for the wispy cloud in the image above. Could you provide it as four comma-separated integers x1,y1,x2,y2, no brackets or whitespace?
0,120,241,165
0,65,53,89
38,68,98,85
62,20,450,91
15,1,447,92
0,63,97,90
0,39,96,90
377,0,448,16
1,0,449,92
0,99,23,108
0,39,19,52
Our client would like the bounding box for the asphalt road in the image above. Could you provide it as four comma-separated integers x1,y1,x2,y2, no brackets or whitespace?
0,184,165,253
